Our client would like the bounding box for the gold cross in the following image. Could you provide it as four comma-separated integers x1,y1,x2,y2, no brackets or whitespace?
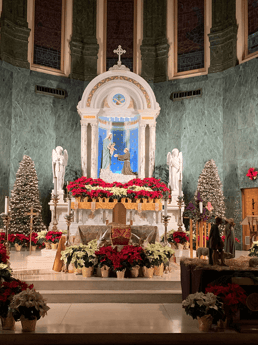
27,207,38,254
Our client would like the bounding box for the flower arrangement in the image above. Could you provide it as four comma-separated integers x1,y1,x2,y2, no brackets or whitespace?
0,243,9,264
0,263,12,281
45,231,62,244
184,193,214,222
182,292,225,323
67,177,169,200
205,283,247,316
246,167,258,180
14,234,28,246
95,246,116,268
173,231,189,245
10,288,50,321
0,280,34,319
141,243,174,268
249,241,258,257
160,229,176,244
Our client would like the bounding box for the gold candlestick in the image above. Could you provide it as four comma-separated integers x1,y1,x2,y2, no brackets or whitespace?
51,194,59,231
65,211,74,247
162,215,171,247
1,213,10,255
177,196,184,231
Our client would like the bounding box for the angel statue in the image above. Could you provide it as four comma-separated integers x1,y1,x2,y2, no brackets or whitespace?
52,146,68,191
167,148,183,192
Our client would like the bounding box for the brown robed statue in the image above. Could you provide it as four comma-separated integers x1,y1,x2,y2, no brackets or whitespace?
114,148,137,176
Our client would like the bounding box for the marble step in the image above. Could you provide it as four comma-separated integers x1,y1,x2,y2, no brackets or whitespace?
39,289,182,303
28,278,181,291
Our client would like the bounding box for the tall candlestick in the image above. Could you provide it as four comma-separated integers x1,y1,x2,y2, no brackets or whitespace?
179,180,182,197
68,198,71,214
199,201,203,214
164,199,168,216
54,177,57,195
5,196,9,214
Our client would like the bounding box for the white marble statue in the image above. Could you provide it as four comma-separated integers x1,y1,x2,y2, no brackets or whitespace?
167,148,183,192
52,146,68,191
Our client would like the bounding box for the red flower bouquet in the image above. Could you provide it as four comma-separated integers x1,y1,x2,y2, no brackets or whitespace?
246,167,258,180
45,231,62,244
0,243,9,264
14,234,28,246
173,231,189,244
0,279,34,318
205,283,247,316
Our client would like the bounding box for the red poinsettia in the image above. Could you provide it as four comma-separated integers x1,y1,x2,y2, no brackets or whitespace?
221,236,240,243
246,167,258,180
95,246,116,268
0,243,9,264
0,232,5,244
45,231,62,244
8,234,16,244
205,283,247,314
0,279,34,318
173,231,189,244
14,234,28,246
26,232,38,246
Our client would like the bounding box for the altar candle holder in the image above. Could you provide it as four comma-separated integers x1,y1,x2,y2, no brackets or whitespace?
51,193,59,231
162,214,171,247
177,195,184,232
65,211,74,247
1,212,10,255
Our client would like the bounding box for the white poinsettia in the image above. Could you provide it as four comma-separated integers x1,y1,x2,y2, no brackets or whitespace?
0,263,12,274
37,230,48,240
10,288,50,318
85,184,152,197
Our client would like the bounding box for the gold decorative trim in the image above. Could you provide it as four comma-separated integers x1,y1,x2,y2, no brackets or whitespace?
86,76,151,108
72,197,162,211
83,116,96,119
142,117,154,120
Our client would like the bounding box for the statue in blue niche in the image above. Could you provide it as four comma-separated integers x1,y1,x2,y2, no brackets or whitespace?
102,132,113,170
114,148,137,175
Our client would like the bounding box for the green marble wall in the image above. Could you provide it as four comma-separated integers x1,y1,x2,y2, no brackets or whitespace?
0,62,87,224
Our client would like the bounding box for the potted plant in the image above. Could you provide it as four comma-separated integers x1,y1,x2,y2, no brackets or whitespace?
172,231,189,250
182,292,225,331
108,247,132,279
35,230,47,249
121,245,143,278
0,279,33,330
45,231,62,250
80,240,98,277
0,243,9,264
14,234,28,251
160,230,177,249
10,288,50,332
0,263,12,283
26,232,38,251
61,244,89,273
205,283,247,325
249,241,258,257
95,246,116,278
7,234,16,249
142,243,174,277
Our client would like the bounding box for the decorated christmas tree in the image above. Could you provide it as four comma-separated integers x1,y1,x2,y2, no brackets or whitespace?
9,155,46,235
195,159,226,220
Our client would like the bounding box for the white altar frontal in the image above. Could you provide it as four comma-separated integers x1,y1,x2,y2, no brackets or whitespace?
49,52,183,236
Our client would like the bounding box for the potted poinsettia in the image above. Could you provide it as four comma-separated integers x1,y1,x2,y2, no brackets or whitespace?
160,229,177,249
95,246,116,278
173,231,189,250
0,263,12,283
0,243,9,264
182,292,225,331
249,241,258,257
121,245,144,278
61,244,89,273
0,279,34,330
109,247,131,279
45,231,62,250
26,232,38,251
14,234,28,251
205,283,247,325
80,240,98,278
10,288,50,332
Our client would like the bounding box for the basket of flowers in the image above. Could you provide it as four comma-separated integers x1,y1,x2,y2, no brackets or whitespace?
14,234,28,251
10,288,50,332
45,231,62,250
182,292,225,331
172,231,189,250
0,279,34,330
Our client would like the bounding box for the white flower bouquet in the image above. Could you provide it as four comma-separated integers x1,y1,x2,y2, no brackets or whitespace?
182,292,224,322
10,288,50,321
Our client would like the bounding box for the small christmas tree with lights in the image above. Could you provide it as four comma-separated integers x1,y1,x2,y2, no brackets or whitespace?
9,155,46,235
195,159,226,220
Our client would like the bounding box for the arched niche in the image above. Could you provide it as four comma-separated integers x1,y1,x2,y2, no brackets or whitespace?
77,65,160,179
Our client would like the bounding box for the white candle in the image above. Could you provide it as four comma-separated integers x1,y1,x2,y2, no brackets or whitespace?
199,201,203,214
5,196,9,214
179,180,182,197
164,199,168,216
68,198,71,214
54,177,57,195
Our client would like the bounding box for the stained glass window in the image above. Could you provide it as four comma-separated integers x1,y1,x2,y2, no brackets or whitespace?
106,0,134,71
177,0,205,73
248,0,258,55
33,0,62,70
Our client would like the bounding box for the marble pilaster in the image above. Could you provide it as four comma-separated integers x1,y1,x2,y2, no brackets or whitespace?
149,123,156,177
90,123,98,178
139,124,146,178
81,123,87,176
